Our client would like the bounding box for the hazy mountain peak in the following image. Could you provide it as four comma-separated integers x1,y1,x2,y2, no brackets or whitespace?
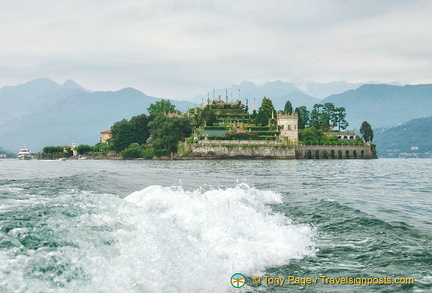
0,78,63,97
237,81,256,89
63,80,88,92
117,87,147,96
20,78,59,92
25,78,60,86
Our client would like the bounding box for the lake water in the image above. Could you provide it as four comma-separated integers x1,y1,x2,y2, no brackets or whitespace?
0,159,431,292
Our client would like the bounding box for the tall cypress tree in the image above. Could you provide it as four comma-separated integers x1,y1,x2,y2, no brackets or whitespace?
255,110,269,126
260,97,276,120
284,101,293,115
360,121,374,143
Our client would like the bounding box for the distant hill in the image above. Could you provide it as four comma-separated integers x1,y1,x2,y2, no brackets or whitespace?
296,81,401,99
374,116,432,158
193,81,320,111
0,79,194,152
322,84,432,129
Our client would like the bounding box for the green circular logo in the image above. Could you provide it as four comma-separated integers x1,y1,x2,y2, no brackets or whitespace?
231,273,246,288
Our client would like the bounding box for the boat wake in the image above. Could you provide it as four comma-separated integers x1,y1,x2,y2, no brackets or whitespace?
0,183,316,292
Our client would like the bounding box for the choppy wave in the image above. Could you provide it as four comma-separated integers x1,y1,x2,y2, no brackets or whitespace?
0,183,316,292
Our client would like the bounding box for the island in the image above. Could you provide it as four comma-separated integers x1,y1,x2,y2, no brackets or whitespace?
41,96,377,160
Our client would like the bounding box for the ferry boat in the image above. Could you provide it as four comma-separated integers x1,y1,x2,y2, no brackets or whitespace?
18,146,32,160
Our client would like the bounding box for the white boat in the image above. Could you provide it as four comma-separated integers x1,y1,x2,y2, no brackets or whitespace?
18,146,32,160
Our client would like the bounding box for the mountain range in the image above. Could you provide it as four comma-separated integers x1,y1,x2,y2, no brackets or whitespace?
0,79,194,152
374,116,432,158
0,78,431,153
193,81,321,110
322,84,432,129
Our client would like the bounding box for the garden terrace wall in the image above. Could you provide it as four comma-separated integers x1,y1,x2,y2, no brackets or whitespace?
176,140,296,159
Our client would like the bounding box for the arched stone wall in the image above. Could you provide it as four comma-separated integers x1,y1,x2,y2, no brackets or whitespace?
297,145,375,159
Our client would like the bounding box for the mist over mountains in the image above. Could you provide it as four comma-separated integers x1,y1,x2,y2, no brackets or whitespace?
0,78,431,154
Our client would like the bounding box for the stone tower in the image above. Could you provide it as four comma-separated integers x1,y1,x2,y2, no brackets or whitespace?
71,140,78,157
277,114,298,142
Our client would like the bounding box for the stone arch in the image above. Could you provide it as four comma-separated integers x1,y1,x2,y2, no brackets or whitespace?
338,150,343,159
323,150,328,159
353,150,358,159
307,150,312,159
361,150,365,158
315,150,320,159
330,150,335,159
345,150,350,159
349,136,354,139
343,136,348,139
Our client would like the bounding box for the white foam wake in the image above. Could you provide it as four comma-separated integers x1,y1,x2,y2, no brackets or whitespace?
112,183,316,292
0,183,316,293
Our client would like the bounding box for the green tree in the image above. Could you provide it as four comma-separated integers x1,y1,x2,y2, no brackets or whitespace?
310,108,320,129
260,97,276,121
42,146,64,153
284,101,293,115
360,121,374,143
255,110,269,126
300,127,325,144
321,102,336,131
309,103,347,131
94,142,110,153
332,107,349,130
148,116,192,152
77,145,93,155
110,114,150,152
111,119,134,152
295,106,309,129
128,143,141,149
201,106,217,126
129,114,150,145
147,99,176,116
120,148,142,158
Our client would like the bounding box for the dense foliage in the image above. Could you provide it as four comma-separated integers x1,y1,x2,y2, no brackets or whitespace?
360,121,374,143
42,146,64,153
76,145,93,155
147,99,176,116
41,146,72,159
148,115,192,152
255,110,269,126
111,114,150,152
300,127,339,145
108,100,192,156
201,106,217,126
309,103,348,131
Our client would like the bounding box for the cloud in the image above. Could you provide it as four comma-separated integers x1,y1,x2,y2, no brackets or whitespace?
0,0,432,99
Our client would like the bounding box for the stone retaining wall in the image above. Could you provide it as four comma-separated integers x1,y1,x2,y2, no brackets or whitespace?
177,141,376,159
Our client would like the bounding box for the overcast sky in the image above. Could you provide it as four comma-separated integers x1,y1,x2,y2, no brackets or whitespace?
1,0,431,100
